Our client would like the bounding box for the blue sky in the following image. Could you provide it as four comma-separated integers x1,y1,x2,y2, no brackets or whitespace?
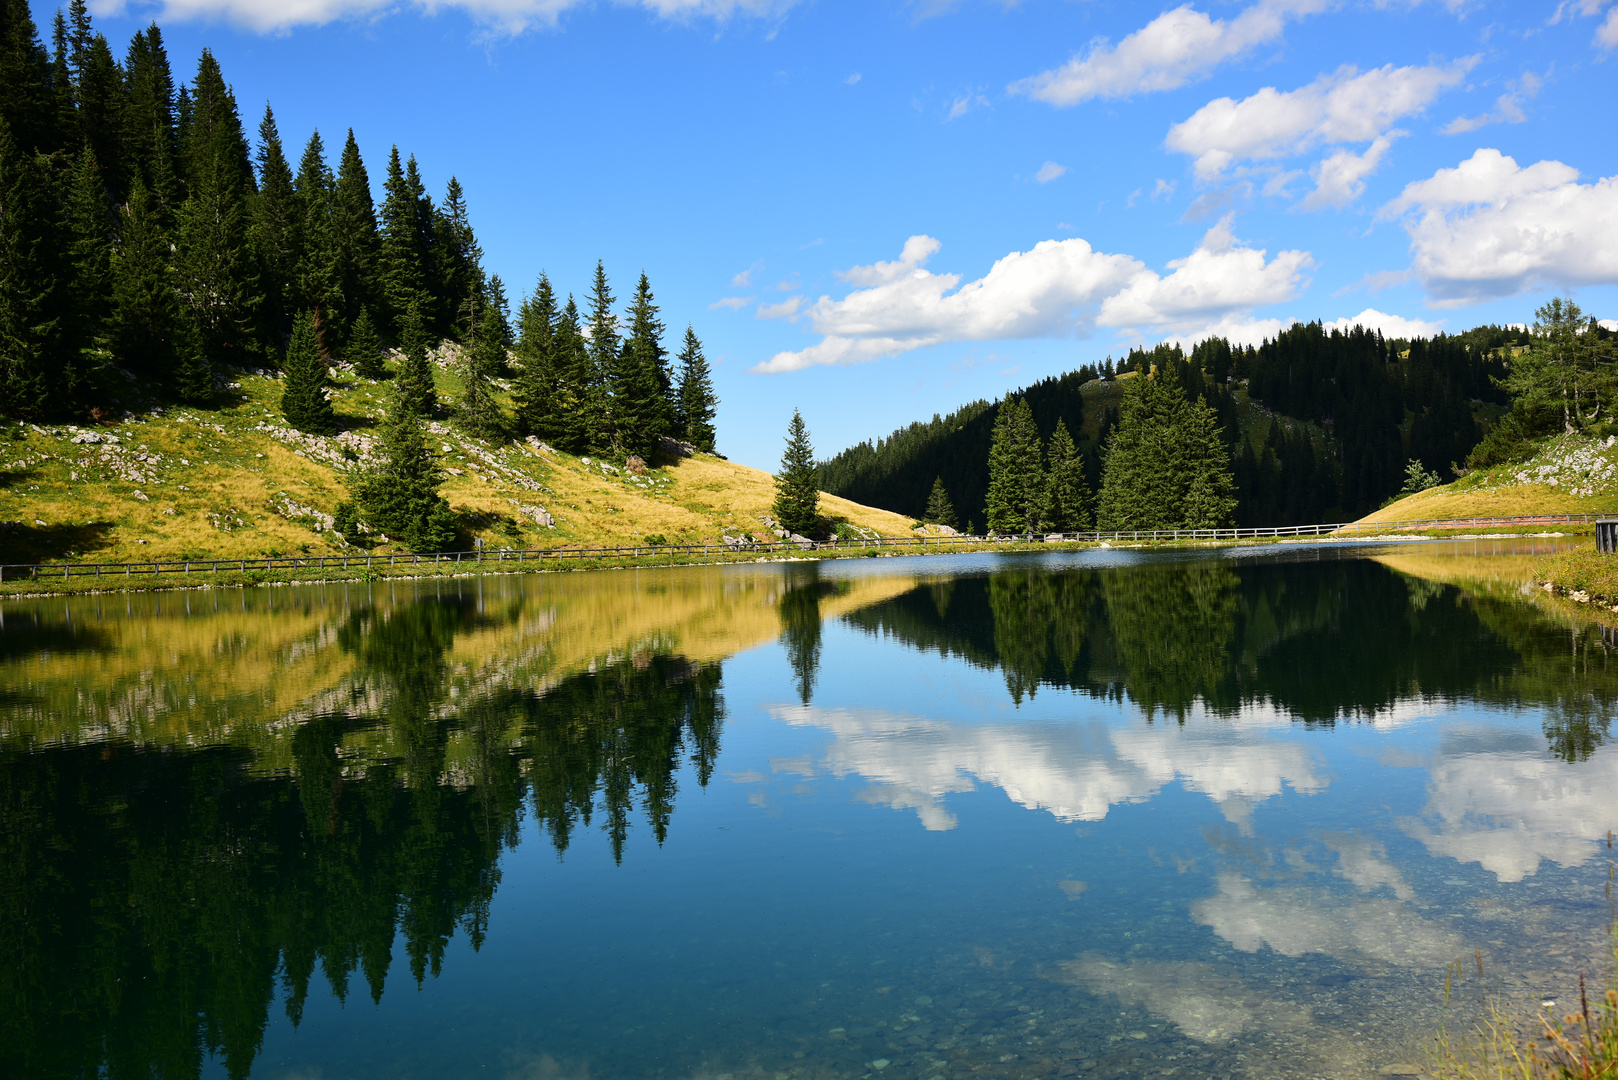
45,0,1618,469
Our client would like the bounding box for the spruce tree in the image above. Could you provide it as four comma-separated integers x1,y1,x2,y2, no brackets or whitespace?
378,146,427,329
457,298,506,440
109,174,182,379
773,408,820,538
0,116,63,420
1097,368,1236,530
253,104,300,331
984,394,1044,534
72,32,123,201
674,324,717,452
923,476,957,529
345,307,384,379
120,25,179,214
438,176,483,334
60,144,113,374
293,130,340,333
332,129,380,340
280,310,335,434
1041,419,1091,531
0,0,55,154
513,271,559,439
354,383,457,552
392,299,437,418
550,295,596,454
584,260,618,451
614,270,668,457
172,326,214,405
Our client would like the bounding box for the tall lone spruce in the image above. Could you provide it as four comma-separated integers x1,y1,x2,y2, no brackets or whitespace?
923,477,957,530
392,300,437,418
355,381,457,552
773,409,819,538
513,271,559,439
457,298,506,440
280,311,336,434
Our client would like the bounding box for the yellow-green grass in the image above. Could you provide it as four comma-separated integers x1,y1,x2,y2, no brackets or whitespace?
0,349,916,567
1358,484,1614,525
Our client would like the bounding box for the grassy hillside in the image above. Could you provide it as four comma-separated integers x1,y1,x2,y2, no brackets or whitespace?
0,348,916,566
1358,432,1618,524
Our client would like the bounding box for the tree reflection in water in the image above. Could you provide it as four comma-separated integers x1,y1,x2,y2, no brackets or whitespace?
0,594,726,1080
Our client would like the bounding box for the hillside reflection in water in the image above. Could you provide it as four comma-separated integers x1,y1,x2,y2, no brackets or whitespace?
2,542,1615,1080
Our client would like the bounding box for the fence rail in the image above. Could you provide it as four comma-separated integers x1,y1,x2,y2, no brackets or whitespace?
2,513,1608,585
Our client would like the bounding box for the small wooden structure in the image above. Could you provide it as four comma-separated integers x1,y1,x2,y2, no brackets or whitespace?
1599,520,1618,553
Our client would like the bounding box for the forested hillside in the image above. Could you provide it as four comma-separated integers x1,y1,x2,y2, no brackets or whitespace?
0,1,717,464
820,320,1529,528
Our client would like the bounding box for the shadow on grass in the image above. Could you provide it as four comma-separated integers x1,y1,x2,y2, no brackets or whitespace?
0,521,118,565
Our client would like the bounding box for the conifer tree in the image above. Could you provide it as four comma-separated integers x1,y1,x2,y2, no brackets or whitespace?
175,51,261,367
549,295,597,454
614,270,669,457
60,144,113,368
984,395,1044,534
109,174,182,379
345,307,384,379
513,272,559,439
120,25,179,213
457,298,506,440
1041,419,1091,531
355,383,457,552
392,299,437,418
332,129,380,339
172,327,214,405
378,146,427,328
583,262,617,451
71,31,123,200
773,408,820,538
674,325,717,452
1097,368,1235,529
293,130,339,333
252,104,300,331
438,176,482,334
0,116,63,419
0,0,55,154
923,476,957,529
280,310,335,433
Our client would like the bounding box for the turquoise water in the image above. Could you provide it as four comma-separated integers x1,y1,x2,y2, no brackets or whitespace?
3,542,1615,1080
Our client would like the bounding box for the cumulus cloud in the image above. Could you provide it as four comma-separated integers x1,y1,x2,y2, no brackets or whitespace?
1321,307,1444,338
1097,215,1312,335
709,296,753,311
1379,149,1618,305
1034,161,1068,184
1300,134,1399,210
753,223,1311,373
129,0,798,34
1009,0,1325,107
1166,61,1471,181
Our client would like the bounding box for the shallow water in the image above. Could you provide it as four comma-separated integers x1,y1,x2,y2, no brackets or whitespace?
3,539,1616,1080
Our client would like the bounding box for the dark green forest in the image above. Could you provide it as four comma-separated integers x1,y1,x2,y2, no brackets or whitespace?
0,2,718,459
819,321,1531,528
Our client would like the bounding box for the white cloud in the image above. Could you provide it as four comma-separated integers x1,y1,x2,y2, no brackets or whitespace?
946,93,990,120
1380,149,1618,305
1321,307,1444,338
1034,161,1068,184
1443,71,1543,134
1166,61,1472,181
753,223,1311,373
756,295,803,319
731,259,764,288
1300,134,1399,210
709,296,753,311
845,72,862,85
1009,0,1325,107
1097,215,1312,334
753,236,1145,373
1600,6,1618,47
132,0,799,34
